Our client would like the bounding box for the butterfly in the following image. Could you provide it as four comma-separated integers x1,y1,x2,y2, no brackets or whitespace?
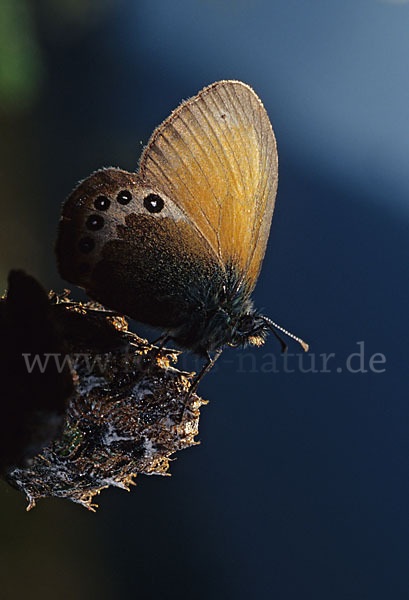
56,80,308,391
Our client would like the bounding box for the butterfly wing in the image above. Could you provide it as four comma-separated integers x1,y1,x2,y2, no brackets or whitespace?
56,168,224,332
139,80,278,291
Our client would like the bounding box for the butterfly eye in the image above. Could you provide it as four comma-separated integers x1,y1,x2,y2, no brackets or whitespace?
239,315,255,332
143,193,164,213
117,190,132,205
86,214,104,231
94,195,110,211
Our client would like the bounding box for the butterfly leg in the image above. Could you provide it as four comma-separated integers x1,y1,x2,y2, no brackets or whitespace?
150,332,171,348
190,349,223,395
59,301,121,317
181,349,223,421
146,332,175,370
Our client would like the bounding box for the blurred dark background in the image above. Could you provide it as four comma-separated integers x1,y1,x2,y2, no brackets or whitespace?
1,1,409,598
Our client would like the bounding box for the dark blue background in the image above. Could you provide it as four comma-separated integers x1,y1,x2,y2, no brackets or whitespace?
1,1,409,598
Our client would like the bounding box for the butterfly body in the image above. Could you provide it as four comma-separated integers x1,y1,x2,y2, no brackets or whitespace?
56,81,307,361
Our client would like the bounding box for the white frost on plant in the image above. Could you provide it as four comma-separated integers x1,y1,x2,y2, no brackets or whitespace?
131,381,153,400
102,421,135,445
142,437,156,459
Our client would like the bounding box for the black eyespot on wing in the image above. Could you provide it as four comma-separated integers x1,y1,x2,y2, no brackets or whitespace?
143,193,164,213
117,190,132,205
86,214,104,231
94,195,110,211
78,237,94,254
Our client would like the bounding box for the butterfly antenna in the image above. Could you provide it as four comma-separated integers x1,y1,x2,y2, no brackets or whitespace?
262,317,309,352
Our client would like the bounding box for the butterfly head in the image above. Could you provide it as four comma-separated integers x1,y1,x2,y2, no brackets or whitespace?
229,313,270,349
229,313,309,354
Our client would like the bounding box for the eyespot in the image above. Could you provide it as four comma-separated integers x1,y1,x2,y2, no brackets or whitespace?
94,195,110,211
143,193,164,213
86,214,104,231
78,237,94,254
117,190,132,205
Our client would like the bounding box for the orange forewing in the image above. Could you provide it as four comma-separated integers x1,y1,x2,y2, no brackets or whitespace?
138,80,278,290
